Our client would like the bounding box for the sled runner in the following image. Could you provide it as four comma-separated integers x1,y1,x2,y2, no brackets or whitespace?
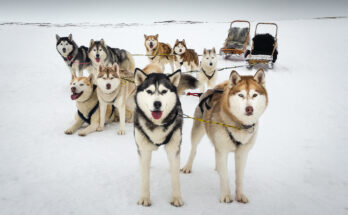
220,20,250,58
245,22,278,69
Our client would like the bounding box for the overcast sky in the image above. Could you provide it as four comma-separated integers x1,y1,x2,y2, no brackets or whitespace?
0,0,347,23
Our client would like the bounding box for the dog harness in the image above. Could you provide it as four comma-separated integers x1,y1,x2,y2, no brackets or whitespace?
138,111,179,147
198,89,223,113
77,85,99,124
202,68,216,80
225,123,255,146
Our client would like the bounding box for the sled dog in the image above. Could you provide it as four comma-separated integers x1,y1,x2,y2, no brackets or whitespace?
197,48,218,93
144,34,175,72
88,39,135,79
64,74,115,136
173,39,199,72
133,68,199,207
182,69,268,204
96,64,136,135
56,34,91,78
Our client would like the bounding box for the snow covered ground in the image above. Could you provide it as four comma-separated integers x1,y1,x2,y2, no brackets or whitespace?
0,17,348,215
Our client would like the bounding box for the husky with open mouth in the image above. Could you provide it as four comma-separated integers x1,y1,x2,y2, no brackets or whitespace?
88,39,135,80
64,74,115,136
144,34,175,72
96,63,136,135
56,34,91,78
182,69,268,204
133,68,199,207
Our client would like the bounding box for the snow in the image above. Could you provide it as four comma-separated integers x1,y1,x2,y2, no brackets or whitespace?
0,17,348,215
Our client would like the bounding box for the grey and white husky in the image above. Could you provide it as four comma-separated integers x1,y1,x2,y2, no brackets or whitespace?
88,39,135,79
56,34,91,78
133,68,197,207
197,48,218,93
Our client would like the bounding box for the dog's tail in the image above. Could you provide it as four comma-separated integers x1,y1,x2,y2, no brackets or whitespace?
177,74,199,95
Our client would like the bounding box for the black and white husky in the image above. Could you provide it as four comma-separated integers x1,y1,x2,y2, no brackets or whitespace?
56,34,91,78
133,68,194,207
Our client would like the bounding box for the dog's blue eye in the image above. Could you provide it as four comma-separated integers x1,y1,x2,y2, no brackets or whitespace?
238,94,244,98
161,90,167,94
146,90,153,94
253,93,258,98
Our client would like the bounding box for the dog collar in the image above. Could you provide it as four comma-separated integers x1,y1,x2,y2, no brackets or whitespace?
202,68,216,80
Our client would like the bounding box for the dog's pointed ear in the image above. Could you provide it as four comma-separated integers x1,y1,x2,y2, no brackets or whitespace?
144,34,147,39
203,48,207,55
212,47,216,54
88,73,94,84
68,34,72,41
155,34,158,40
229,70,241,88
112,63,120,76
100,39,105,47
56,34,60,42
254,68,265,86
89,39,94,48
175,39,179,44
168,69,181,88
99,65,103,73
71,73,76,80
134,68,147,86
182,39,186,46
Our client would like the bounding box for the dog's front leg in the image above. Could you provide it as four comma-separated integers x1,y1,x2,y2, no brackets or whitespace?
78,123,98,136
137,147,152,207
97,101,107,131
216,149,233,203
165,136,183,207
174,61,181,70
117,104,126,135
64,114,84,134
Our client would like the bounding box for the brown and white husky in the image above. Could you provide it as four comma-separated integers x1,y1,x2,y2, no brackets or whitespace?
144,34,175,72
182,69,268,204
173,39,199,72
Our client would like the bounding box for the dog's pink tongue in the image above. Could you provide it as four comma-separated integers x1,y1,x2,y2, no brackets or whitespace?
151,111,162,120
96,58,100,63
71,93,79,100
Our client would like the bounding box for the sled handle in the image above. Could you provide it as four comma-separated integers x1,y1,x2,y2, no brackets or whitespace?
230,20,251,29
255,22,278,39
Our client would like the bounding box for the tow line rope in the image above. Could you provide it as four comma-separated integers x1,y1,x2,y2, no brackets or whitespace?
180,113,244,130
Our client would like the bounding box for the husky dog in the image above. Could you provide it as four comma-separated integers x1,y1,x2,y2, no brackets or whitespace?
56,34,91,78
197,48,218,93
88,39,135,79
173,39,199,72
96,63,136,135
182,69,268,203
133,68,200,207
64,74,115,136
144,34,175,72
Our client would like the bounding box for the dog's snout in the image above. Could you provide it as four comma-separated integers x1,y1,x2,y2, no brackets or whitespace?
96,54,100,58
154,101,161,110
71,87,76,93
62,48,66,53
209,62,213,66
106,83,111,90
179,49,182,52
246,106,254,115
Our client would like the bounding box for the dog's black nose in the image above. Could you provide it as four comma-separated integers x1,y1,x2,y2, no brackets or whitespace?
179,49,182,52
71,87,76,92
62,48,66,53
96,54,100,58
209,62,213,66
154,101,161,110
106,83,111,89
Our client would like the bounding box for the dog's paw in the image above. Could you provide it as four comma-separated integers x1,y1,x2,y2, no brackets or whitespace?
220,193,233,203
96,126,104,132
170,196,184,207
64,129,74,135
236,192,249,203
180,165,192,174
137,197,151,207
117,129,126,135
78,132,87,137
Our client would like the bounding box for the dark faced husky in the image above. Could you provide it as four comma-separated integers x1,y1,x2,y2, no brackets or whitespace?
88,39,135,80
56,34,91,78
182,69,268,204
134,68,195,207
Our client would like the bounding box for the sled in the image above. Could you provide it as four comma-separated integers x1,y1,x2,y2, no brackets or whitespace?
246,22,278,69
220,20,250,58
